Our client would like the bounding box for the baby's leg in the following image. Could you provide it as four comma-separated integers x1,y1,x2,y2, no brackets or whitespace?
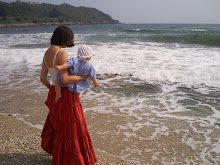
55,79,62,102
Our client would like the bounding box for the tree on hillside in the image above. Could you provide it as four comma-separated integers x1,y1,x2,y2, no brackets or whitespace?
0,1,120,25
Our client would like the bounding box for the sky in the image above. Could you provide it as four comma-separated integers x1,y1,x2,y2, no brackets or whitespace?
2,0,220,24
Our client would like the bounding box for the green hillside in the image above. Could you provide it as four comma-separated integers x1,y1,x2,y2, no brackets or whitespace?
0,1,119,26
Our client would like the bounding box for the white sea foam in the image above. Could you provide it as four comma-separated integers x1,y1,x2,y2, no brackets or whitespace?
1,36,220,88
91,42,220,88
192,29,208,32
132,29,141,31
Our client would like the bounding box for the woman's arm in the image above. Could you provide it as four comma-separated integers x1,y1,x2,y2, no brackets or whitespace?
57,50,88,84
40,59,51,89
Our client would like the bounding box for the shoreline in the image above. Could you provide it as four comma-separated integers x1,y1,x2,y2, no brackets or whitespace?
0,22,82,28
0,22,121,28
0,114,131,165
0,22,69,28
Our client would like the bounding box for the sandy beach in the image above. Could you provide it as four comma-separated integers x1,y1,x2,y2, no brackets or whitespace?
0,114,131,165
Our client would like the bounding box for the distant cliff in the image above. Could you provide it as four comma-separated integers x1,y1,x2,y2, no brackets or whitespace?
0,1,120,26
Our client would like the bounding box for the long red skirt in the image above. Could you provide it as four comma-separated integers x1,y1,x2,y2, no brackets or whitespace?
41,86,97,165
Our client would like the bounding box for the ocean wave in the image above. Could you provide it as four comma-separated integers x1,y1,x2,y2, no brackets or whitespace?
124,29,156,33
191,29,208,32
10,43,49,49
87,34,135,42
148,34,220,47
86,33,220,47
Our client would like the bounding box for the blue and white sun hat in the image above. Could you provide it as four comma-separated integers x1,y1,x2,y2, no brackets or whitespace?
77,45,94,59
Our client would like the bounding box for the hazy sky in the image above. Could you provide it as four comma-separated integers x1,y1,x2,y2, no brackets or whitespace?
2,0,220,24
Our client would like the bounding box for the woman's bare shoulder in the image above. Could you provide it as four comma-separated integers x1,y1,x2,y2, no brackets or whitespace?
58,49,68,54
57,49,68,58
56,49,68,65
44,46,57,58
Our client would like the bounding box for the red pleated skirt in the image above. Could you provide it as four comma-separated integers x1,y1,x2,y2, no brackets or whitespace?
41,86,98,165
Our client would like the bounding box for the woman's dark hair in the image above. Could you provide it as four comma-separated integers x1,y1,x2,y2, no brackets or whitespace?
51,25,74,47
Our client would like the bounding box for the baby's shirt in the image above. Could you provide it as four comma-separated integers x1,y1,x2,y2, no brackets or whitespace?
57,57,96,93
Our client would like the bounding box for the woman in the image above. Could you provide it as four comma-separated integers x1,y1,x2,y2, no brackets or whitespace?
40,25,97,165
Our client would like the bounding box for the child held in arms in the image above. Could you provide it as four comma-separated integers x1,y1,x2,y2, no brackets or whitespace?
55,45,98,102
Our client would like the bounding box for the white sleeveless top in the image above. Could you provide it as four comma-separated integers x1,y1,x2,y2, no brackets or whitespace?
44,49,60,85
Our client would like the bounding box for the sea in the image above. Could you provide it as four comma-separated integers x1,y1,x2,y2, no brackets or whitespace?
0,24,220,164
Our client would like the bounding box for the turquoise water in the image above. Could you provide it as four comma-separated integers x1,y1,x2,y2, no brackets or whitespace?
0,24,220,164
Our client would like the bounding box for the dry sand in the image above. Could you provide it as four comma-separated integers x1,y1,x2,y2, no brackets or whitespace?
0,114,131,165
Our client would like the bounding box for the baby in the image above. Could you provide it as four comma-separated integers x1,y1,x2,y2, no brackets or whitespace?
55,45,98,102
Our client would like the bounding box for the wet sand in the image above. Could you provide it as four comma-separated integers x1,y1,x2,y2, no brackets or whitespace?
1,73,220,164
0,114,131,165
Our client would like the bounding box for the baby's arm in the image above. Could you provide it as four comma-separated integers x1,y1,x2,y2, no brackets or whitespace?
55,63,69,71
89,64,98,88
91,77,98,88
